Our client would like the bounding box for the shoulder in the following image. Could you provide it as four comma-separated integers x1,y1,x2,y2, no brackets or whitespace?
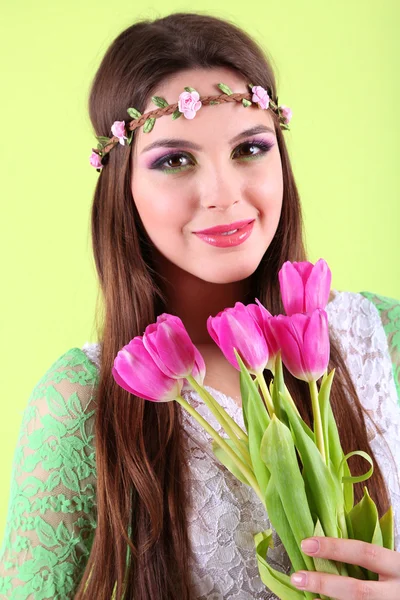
18,346,101,457
327,289,400,407
359,291,400,402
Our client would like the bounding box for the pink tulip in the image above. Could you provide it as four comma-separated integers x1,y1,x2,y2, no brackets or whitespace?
278,259,332,316
143,314,196,379
182,345,206,392
207,302,270,374
246,299,280,371
112,336,183,402
268,309,330,382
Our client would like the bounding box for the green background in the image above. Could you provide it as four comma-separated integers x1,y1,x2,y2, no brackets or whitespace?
1,1,399,540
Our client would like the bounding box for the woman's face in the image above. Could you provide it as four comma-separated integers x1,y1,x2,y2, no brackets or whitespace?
130,67,284,285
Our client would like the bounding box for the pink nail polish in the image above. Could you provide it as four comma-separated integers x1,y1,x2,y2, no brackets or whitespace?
301,538,319,553
291,572,307,587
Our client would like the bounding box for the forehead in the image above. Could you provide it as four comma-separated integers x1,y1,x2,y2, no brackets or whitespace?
132,67,276,154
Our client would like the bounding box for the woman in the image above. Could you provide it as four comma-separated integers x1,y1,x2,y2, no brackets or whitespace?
0,11,399,600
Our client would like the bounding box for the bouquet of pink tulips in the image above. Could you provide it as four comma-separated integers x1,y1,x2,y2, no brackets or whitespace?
112,259,394,600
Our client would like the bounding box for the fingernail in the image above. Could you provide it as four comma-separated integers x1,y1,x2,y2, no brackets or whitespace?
291,572,307,587
301,538,320,553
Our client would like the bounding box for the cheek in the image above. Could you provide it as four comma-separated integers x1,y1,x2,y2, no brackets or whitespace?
132,180,189,238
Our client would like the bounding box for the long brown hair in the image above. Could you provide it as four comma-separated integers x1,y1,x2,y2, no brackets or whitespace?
76,12,392,599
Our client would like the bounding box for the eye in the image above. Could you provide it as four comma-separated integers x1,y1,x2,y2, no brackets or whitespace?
150,138,274,174
232,139,274,160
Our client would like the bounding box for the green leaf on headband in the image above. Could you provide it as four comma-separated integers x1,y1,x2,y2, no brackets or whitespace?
143,117,156,133
248,83,255,91
217,83,233,95
127,131,134,145
210,101,220,105
151,96,169,108
184,86,196,93
127,107,142,119
96,136,111,144
171,109,182,120
242,98,252,107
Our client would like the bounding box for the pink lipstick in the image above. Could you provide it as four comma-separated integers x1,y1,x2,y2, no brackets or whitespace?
194,219,255,248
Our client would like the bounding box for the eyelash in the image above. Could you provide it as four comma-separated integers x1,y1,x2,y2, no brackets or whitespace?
150,138,274,174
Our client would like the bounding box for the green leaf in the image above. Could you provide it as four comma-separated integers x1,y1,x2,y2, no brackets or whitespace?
217,83,233,95
312,519,341,576
60,466,80,492
347,487,383,580
171,109,182,120
265,475,309,574
234,349,270,497
143,117,156,133
184,86,197,93
242,98,252,107
36,519,58,547
279,390,341,540
318,369,335,469
56,521,72,545
260,415,315,571
210,100,220,105
95,135,111,144
254,530,308,599
46,385,69,417
212,438,251,486
127,107,142,119
380,506,394,550
339,450,374,484
151,95,169,108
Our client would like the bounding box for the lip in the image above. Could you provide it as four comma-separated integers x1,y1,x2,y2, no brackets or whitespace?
194,219,255,235
194,219,255,248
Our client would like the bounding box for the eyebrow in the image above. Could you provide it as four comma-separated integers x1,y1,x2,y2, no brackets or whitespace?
140,124,276,154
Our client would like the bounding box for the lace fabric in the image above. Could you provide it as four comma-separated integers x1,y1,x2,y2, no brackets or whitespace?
0,349,99,599
0,290,399,599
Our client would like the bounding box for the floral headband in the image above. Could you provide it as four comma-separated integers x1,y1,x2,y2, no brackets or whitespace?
89,82,292,172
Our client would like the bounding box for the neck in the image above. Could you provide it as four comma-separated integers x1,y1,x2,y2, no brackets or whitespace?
156,264,252,345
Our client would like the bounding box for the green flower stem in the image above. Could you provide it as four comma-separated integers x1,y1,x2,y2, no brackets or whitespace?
175,395,265,506
255,372,275,418
309,380,326,463
186,376,252,468
187,375,249,444
282,384,301,417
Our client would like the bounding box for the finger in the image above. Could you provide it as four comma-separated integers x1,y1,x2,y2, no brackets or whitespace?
290,570,392,600
301,536,400,578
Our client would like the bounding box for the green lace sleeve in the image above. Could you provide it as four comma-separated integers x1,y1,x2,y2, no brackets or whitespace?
360,291,400,404
0,347,99,599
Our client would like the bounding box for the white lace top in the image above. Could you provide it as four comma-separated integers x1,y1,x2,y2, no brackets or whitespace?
0,290,399,599
81,290,400,599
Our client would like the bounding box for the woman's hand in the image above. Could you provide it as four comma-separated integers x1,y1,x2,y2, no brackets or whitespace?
290,536,400,599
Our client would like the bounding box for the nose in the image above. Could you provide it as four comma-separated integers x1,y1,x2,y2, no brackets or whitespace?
198,168,242,211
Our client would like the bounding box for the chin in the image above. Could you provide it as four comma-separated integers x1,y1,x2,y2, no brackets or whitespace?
192,260,259,285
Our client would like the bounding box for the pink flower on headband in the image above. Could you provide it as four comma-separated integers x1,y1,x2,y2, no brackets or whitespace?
89,150,103,169
111,120,128,145
251,86,270,110
178,90,202,119
279,105,292,124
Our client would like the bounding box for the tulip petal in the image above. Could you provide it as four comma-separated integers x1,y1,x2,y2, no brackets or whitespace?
143,314,195,378
304,259,332,314
303,309,330,380
113,338,181,402
279,262,309,315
